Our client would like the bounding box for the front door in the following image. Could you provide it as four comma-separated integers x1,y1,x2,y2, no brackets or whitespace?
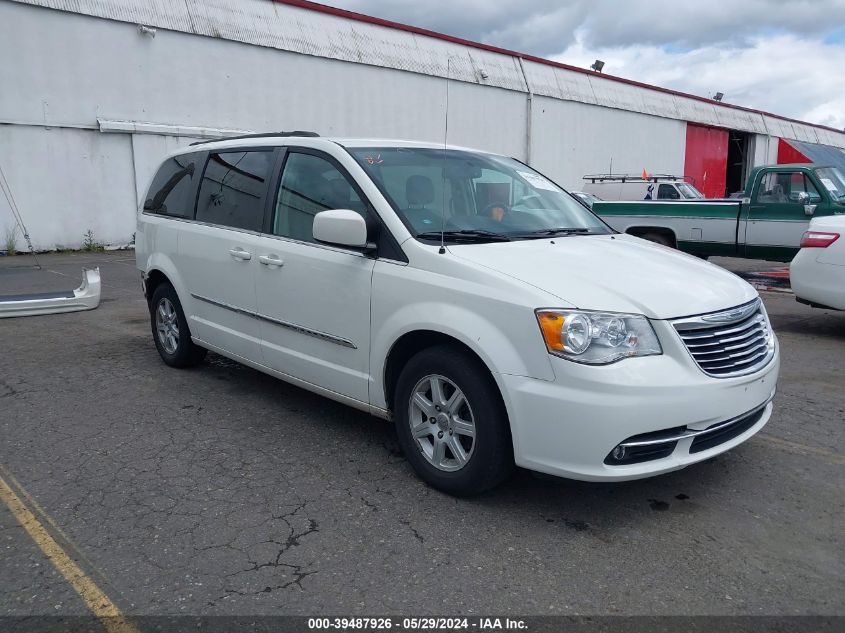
744,170,819,260
253,149,375,403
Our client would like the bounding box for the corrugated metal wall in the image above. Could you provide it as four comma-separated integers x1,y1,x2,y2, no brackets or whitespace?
531,98,687,187
1,0,843,248
13,0,844,147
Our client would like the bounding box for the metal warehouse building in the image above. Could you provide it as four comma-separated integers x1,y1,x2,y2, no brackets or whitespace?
2,0,845,250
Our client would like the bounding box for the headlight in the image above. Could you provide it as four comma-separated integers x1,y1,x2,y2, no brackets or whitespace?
536,309,662,365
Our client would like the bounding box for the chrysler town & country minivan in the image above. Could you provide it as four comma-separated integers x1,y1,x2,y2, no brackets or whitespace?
136,134,780,495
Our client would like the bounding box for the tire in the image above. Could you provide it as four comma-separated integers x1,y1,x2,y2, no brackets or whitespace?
640,232,674,248
394,345,513,496
149,283,207,368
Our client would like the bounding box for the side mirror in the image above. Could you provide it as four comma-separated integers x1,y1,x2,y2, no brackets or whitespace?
797,192,817,216
313,209,372,250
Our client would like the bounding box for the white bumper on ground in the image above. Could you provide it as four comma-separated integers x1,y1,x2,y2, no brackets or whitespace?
499,320,780,481
0,268,101,318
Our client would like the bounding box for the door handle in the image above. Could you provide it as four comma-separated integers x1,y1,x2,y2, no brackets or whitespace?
229,248,252,261
258,254,284,267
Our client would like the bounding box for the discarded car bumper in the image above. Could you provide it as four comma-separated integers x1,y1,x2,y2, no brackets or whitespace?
0,268,101,318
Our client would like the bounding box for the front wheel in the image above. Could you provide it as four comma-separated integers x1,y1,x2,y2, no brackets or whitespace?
394,345,513,496
150,283,207,368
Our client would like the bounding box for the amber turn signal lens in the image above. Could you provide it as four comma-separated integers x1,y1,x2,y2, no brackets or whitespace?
537,311,565,351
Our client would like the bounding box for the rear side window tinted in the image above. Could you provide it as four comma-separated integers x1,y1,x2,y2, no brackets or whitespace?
195,151,273,231
144,154,199,218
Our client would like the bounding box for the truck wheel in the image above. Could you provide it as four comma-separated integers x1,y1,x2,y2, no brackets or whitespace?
150,283,207,368
393,345,513,496
641,232,674,248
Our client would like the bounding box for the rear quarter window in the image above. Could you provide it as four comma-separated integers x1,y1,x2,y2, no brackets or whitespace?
144,153,200,218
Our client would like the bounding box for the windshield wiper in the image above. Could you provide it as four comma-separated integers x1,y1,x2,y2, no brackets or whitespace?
512,227,594,238
416,229,512,242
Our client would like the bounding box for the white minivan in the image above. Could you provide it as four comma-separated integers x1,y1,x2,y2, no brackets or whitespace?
136,134,779,495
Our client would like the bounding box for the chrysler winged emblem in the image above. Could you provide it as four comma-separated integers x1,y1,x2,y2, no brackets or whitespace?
701,300,759,323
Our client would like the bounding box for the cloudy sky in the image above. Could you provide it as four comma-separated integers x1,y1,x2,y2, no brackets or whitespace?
324,0,845,129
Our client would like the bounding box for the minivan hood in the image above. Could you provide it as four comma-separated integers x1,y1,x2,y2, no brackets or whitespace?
449,233,757,319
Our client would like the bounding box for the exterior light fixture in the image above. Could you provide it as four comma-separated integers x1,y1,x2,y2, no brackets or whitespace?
590,60,605,72
713,92,724,102
138,24,156,38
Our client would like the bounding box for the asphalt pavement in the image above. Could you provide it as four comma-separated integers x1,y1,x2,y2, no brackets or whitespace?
0,252,843,619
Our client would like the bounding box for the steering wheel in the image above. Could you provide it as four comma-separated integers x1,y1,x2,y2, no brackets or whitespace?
482,202,509,222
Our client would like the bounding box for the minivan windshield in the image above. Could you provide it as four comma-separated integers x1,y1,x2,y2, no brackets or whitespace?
349,147,611,241
815,167,845,200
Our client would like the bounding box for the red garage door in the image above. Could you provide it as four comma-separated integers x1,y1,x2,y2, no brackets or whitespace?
684,124,728,198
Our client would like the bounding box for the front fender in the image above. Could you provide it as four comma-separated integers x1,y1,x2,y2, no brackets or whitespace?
370,299,556,411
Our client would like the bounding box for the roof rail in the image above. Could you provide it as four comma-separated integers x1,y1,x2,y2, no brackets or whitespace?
582,173,686,183
189,131,320,146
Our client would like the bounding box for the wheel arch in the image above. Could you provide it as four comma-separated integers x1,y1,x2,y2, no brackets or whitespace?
624,225,678,247
140,252,190,309
383,329,516,471
144,269,171,304
383,330,503,418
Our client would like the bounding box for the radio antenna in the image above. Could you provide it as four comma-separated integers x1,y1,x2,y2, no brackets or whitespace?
439,57,450,255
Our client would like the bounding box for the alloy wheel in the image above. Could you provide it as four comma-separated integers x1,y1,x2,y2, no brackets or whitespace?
408,374,476,472
155,297,180,354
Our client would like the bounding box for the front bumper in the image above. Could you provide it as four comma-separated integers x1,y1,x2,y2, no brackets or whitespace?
498,320,779,481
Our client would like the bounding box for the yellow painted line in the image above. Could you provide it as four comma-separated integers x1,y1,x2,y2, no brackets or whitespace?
0,472,140,633
755,434,845,466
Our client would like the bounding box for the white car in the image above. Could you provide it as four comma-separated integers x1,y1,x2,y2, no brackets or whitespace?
790,215,845,310
136,134,779,495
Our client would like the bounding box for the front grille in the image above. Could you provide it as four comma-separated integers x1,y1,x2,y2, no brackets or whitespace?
673,300,775,378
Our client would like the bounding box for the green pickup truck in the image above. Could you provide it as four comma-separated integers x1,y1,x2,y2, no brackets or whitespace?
592,164,845,261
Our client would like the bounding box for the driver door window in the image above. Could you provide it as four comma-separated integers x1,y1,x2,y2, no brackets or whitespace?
755,171,818,204
274,152,366,242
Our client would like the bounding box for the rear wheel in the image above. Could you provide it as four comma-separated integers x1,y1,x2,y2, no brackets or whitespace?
394,345,513,496
150,283,207,368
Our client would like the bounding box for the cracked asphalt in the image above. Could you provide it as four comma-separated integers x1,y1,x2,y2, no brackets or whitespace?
0,252,843,617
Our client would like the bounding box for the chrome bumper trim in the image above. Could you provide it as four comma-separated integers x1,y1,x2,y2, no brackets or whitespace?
620,394,775,448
